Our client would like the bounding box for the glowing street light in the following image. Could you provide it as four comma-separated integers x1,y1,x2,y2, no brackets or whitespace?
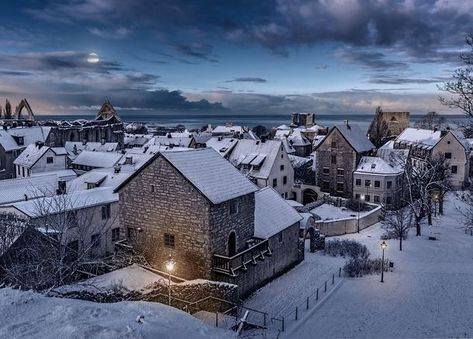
165,256,175,305
381,241,387,283
358,195,365,233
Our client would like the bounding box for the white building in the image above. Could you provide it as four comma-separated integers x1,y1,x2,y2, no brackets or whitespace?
14,144,67,178
228,139,294,198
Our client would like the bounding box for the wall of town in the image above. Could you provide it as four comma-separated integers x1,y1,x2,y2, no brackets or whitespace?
315,205,382,236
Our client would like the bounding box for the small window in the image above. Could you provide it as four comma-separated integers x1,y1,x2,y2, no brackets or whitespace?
451,165,458,174
46,157,54,164
273,178,277,187
331,141,337,148
445,152,452,159
365,180,371,187
336,182,344,192
164,233,175,248
101,204,111,220
365,195,370,202
91,234,100,248
355,179,361,186
374,180,380,188
323,167,330,174
387,181,392,189
111,228,120,242
331,155,337,164
374,195,380,203
337,168,344,176
151,185,155,193
355,193,360,199
230,200,239,215
283,176,287,185
87,183,97,190
281,153,283,159
280,165,285,171
278,232,283,243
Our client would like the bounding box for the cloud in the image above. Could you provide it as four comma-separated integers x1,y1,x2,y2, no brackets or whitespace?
170,42,218,63
88,26,132,39
225,77,268,83
368,74,452,85
339,49,408,70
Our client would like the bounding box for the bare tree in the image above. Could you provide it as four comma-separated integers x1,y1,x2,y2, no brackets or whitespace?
381,206,412,251
367,106,390,148
403,156,451,236
439,34,473,117
0,189,118,289
455,189,473,231
415,112,446,130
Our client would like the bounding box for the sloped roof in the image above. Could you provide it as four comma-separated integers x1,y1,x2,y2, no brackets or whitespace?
254,187,302,238
212,125,244,134
0,174,58,205
4,187,118,218
355,156,403,175
13,144,49,169
0,130,20,151
145,135,194,148
205,137,238,157
7,126,51,146
64,142,119,159
161,149,258,204
228,139,282,179
396,128,441,147
334,124,375,153
72,151,123,168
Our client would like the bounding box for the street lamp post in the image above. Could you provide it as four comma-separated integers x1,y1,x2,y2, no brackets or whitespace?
381,241,387,283
358,195,365,233
165,256,175,306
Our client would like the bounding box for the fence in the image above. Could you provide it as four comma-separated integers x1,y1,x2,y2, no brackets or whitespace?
231,267,344,337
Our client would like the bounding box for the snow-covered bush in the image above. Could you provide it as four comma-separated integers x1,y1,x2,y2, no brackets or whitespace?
324,239,369,259
343,258,389,278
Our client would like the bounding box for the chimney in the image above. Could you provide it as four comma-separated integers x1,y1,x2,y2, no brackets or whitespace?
345,120,351,130
114,164,121,173
167,133,172,138
218,136,223,141
124,156,133,165
35,141,44,148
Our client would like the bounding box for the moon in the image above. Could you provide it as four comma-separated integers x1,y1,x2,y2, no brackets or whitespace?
87,52,100,63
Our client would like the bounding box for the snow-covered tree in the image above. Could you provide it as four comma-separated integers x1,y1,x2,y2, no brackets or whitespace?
381,206,412,251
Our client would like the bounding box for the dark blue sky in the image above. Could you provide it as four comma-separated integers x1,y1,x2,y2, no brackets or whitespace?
0,0,472,116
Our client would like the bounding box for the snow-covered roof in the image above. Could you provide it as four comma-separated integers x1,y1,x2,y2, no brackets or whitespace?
161,148,258,204
288,129,311,147
334,124,375,153
0,130,20,151
288,154,312,168
254,187,302,238
145,145,191,155
0,174,59,205
124,133,152,147
396,128,441,147
2,187,118,218
276,124,291,130
7,126,51,146
212,125,244,135
355,156,403,175
194,133,212,144
30,169,77,181
51,147,67,156
72,151,124,168
228,139,283,179
13,144,49,169
145,135,194,148
205,137,238,157
64,141,119,160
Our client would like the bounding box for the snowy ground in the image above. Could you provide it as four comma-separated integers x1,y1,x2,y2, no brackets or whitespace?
287,194,473,338
0,288,232,339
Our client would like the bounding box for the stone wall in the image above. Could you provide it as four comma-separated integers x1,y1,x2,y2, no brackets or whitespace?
214,222,301,298
316,128,358,198
209,195,255,255
118,155,213,280
315,205,382,236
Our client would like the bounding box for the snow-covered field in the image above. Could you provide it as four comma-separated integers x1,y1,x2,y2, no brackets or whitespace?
311,203,370,220
287,194,473,338
0,288,232,339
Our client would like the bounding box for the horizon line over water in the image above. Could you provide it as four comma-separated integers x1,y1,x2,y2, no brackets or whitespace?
36,113,469,131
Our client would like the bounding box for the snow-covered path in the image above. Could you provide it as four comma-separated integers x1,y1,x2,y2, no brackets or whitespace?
287,195,473,338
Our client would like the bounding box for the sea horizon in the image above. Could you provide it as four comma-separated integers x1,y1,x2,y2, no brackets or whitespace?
35,112,470,131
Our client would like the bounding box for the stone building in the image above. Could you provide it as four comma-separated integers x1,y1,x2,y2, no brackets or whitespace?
291,112,315,128
367,109,410,147
115,148,302,296
314,123,375,198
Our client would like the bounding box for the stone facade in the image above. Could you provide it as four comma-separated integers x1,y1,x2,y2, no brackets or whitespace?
291,112,315,127
117,155,255,280
367,110,410,141
0,144,20,180
215,222,301,298
315,128,359,198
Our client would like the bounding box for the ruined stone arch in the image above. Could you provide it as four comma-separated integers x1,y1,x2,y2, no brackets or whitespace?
15,98,35,121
